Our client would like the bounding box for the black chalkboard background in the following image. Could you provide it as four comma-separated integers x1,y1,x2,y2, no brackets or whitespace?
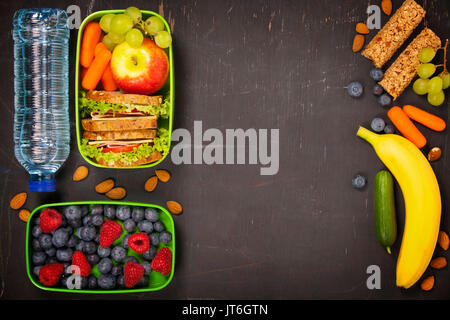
0,0,449,300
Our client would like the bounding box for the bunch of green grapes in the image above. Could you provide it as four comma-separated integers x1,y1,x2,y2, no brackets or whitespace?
413,43,449,107
99,7,172,51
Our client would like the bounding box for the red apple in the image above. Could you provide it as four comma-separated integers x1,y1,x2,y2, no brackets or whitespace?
110,38,169,95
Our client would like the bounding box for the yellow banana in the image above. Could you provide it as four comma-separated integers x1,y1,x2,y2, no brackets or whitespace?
357,127,441,289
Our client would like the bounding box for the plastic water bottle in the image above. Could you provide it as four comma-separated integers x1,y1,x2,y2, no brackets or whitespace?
13,8,70,192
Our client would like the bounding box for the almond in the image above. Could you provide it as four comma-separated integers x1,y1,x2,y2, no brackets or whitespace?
166,201,183,215
420,275,435,291
382,0,393,15
73,165,89,181
430,257,447,270
10,192,27,210
18,209,31,222
105,187,126,200
95,179,115,194
144,176,158,192
353,34,365,53
438,231,449,251
356,22,370,34
155,169,171,183
428,147,442,162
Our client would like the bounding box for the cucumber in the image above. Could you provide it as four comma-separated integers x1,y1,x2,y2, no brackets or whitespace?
374,170,397,254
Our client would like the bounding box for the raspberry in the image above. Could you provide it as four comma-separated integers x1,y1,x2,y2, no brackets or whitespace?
99,220,123,247
151,247,172,276
38,263,64,286
71,251,91,277
128,233,150,253
124,261,145,288
39,208,63,233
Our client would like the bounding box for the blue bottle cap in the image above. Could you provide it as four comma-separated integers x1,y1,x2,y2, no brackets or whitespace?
29,179,56,192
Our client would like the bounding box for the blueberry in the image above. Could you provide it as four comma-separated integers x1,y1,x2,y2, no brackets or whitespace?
82,216,92,226
153,221,165,233
370,68,384,81
352,174,367,190
78,226,96,241
372,84,384,96
124,256,138,264
68,219,82,228
94,234,100,244
34,217,40,225
122,234,130,249
111,264,123,276
91,204,103,216
76,240,86,253
45,247,56,257
67,235,79,248
56,248,73,262
60,274,69,288
116,206,131,221
371,118,386,133
384,124,395,134
97,258,113,274
84,241,97,255
103,205,116,219
81,206,89,217
32,251,47,266
88,275,98,289
131,207,145,222
138,220,153,233
141,261,152,275
80,276,89,289
31,225,42,238
111,246,127,263
378,93,392,107
52,229,69,248
117,274,125,288
38,234,53,250
149,233,159,246
32,239,43,251
144,208,159,222
64,205,82,221
91,214,104,227
142,246,157,261
86,254,100,265
159,231,172,244
97,246,111,258
33,266,41,277
123,219,136,232
347,81,364,98
97,274,116,289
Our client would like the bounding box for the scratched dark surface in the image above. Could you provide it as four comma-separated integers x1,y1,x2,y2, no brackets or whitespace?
0,0,449,300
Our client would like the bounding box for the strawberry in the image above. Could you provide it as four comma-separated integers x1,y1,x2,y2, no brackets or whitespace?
124,261,145,288
38,263,64,286
99,220,122,247
71,251,91,277
128,233,150,253
151,247,172,276
39,208,62,233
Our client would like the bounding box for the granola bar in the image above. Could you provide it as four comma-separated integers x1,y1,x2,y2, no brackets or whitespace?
361,0,426,68
379,28,441,100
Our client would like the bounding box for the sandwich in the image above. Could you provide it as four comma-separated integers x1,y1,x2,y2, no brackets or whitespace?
79,90,170,167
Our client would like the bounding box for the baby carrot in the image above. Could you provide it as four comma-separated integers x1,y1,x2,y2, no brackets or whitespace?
403,105,446,132
82,49,111,90
388,106,427,149
80,67,88,81
101,63,117,91
94,42,109,57
80,22,102,68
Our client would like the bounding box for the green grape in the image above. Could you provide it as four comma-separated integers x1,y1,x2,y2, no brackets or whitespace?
428,90,445,107
102,34,116,51
154,30,172,48
418,47,436,64
125,28,144,47
145,16,165,36
412,78,429,95
110,14,133,35
442,72,450,90
99,14,115,33
125,6,142,24
417,63,436,79
108,32,125,44
427,76,443,94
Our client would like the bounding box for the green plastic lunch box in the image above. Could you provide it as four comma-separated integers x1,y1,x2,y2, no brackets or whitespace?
75,10,174,169
26,201,175,293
